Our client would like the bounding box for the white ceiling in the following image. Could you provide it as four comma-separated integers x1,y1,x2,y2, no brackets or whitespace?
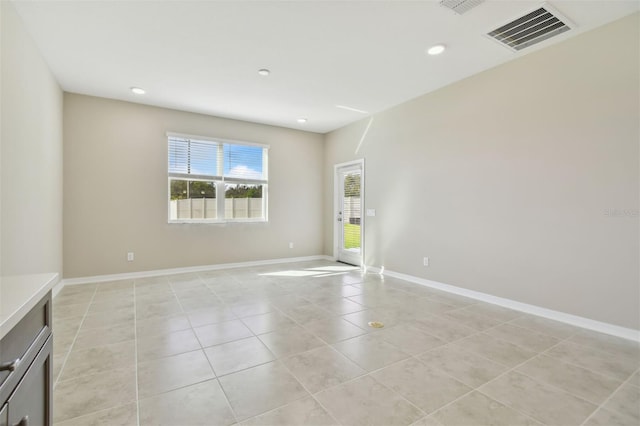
13,0,639,134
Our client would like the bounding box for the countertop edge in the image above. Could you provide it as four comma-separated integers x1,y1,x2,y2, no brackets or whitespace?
0,273,59,340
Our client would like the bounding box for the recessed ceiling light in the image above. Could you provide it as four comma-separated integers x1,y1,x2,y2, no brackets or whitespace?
427,44,446,55
258,69,271,76
297,118,307,124
130,87,145,95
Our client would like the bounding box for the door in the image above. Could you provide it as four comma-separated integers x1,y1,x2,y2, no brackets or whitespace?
335,160,364,266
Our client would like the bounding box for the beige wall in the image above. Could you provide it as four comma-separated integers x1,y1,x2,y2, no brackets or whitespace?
324,15,640,330
1,2,63,276
63,94,324,278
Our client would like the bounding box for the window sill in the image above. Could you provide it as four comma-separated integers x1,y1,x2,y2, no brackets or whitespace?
168,219,268,225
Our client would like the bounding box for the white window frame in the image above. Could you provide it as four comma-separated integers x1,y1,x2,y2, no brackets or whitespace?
167,132,269,224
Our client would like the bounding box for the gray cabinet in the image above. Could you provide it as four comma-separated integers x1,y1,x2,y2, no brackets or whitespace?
0,292,52,426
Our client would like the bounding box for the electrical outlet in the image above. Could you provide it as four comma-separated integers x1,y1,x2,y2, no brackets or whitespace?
289,242,294,249
127,252,134,262
423,257,429,266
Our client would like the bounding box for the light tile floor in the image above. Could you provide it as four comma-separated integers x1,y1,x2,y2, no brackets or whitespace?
51,260,640,426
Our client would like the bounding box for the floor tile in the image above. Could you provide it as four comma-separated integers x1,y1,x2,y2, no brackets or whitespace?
94,287,135,301
452,333,536,368
315,375,424,426
139,379,235,426
422,291,476,309
412,315,477,342
432,391,541,426
400,298,456,315
179,295,224,312
438,308,503,331
53,368,136,423
194,319,253,347
371,324,446,356
54,291,95,307
96,279,134,293
480,371,597,425
54,402,138,426
204,336,275,376
61,340,135,380
258,325,325,358
601,382,640,423
341,309,403,331
483,323,560,352
82,308,134,329
418,345,508,388
267,294,312,310
303,317,367,343
241,311,296,334
584,407,637,426
52,320,80,355
187,305,237,327
166,273,202,287
135,286,177,306
283,345,366,393
137,350,214,398
372,358,471,414
509,314,579,339
53,302,89,320
172,286,212,300
136,314,191,337
545,341,638,381
630,370,640,387
73,323,134,351
137,328,201,361
57,284,97,296
568,329,640,359
333,334,410,371
218,361,308,421
87,297,134,314
315,298,367,315
53,352,66,383
462,303,523,322
240,396,338,426
410,415,444,426
516,355,623,404
136,300,183,320
280,304,332,324
229,300,274,318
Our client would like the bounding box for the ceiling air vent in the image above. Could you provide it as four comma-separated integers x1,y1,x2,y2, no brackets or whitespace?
487,5,573,51
440,0,485,15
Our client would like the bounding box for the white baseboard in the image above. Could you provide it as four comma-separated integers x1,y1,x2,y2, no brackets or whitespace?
366,265,639,342
60,255,333,286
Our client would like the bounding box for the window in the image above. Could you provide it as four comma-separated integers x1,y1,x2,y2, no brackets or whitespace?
167,133,268,223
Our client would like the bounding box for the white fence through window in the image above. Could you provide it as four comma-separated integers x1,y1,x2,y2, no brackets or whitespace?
170,198,264,220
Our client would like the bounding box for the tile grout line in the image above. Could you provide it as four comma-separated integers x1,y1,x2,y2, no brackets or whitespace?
133,279,141,426
53,284,99,390
470,335,604,425
579,366,640,426
178,274,241,425
203,277,354,424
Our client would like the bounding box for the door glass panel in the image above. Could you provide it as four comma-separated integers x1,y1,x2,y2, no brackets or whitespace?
342,171,361,251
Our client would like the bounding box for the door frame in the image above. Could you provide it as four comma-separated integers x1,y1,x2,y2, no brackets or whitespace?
333,159,365,267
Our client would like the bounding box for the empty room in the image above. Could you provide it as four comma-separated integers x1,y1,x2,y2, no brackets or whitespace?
1,0,639,425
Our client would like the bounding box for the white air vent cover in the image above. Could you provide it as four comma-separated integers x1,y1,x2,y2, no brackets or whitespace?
440,0,485,15
488,5,573,51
